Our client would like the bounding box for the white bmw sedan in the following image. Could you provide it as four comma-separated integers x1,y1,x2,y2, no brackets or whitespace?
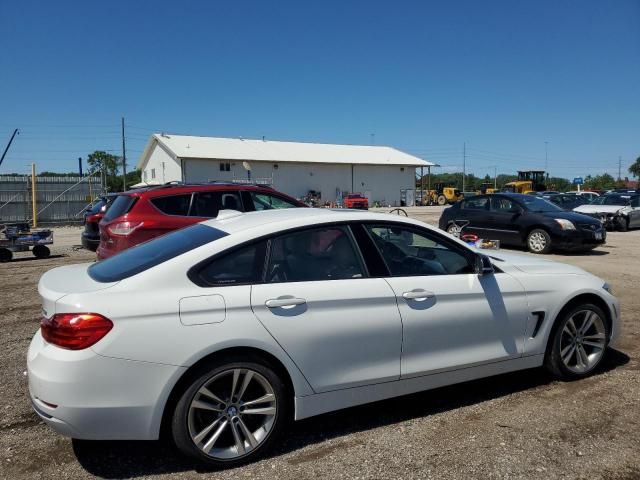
28,208,621,467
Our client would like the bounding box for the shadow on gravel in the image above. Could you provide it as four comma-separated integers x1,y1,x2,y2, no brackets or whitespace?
72,348,630,478
5,254,67,263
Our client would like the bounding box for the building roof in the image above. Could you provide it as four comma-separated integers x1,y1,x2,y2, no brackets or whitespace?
137,134,434,170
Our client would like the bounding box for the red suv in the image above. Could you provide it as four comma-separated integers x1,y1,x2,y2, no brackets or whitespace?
97,183,305,259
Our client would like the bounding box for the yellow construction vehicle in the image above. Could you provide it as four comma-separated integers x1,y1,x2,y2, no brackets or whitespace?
501,170,548,194
477,182,497,194
426,183,463,205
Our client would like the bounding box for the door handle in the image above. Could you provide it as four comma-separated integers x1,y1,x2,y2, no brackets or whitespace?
265,297,307,308
402,290,435,301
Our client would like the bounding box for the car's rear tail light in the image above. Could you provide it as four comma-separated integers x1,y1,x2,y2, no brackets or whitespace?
107,221,143,236
41,313,113,350
86,213,102,223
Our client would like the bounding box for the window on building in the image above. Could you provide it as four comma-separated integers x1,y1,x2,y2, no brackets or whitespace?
143,171,147,181
151,168,156,179
219,162,231,172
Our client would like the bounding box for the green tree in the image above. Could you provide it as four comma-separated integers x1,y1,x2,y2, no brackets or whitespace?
86,150,145,191
547,177,571,191
629,156,640,178
584,173,617,191
87,150,121,191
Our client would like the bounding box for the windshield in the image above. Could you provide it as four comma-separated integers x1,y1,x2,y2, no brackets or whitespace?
589,195,630,206
88,224,228,282
518,195,564,212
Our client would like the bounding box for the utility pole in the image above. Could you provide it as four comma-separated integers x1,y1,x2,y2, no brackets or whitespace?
462,142,466,193
121,117,127,191
31,163,37,228
370,133,375,145
618,156,622,181
494,166,497,189
544,141,548,172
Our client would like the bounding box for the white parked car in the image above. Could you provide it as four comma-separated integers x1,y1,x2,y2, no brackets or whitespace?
573,194,640,231
28,208,621,467
566,191,600,201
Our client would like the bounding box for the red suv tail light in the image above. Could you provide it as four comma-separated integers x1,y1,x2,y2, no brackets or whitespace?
41,313,113,350
107,221,143,236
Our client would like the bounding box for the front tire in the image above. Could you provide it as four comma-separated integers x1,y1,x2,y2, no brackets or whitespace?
527,229,552,254
437,195,447,206
171,359,289,468
615,216,629,232
545,303,609,380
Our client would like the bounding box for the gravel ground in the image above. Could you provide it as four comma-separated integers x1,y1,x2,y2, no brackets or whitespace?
1,212,639,479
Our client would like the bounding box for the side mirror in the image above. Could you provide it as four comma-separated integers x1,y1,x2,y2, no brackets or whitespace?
474,254,494,275
509,206,523,215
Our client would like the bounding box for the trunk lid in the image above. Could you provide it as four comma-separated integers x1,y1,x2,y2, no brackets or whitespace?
38,263,118,317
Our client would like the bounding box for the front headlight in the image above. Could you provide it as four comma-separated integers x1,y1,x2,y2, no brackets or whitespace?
603,282,613,295
554,218,576,230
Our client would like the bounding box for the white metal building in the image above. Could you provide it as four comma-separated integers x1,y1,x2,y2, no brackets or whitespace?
136,134,433,205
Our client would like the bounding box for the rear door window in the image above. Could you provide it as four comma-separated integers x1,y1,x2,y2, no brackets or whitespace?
266,226,365,283
461,197,489,210
151,194,193,216
191,192,222,217
89,224,228,282
220,191,243,211
192,242,267,286
102,195,137,222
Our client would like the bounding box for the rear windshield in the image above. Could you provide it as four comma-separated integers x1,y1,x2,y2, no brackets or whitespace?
88,224,228,282
87,199,106,215
103,195,137,222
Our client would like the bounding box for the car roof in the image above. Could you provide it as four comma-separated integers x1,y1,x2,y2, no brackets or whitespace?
199,208,452,239
114,182,281,198
486,193,534,201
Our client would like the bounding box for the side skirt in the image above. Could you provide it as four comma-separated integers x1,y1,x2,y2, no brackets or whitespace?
294,354,544,420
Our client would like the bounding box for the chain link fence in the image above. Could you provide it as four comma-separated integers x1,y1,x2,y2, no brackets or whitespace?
0,175,103,224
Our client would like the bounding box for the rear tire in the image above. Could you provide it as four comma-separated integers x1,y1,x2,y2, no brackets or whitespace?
0,248,12,262
527,229,552,254
446,223,462,237
545,303,609,380
171,358,289,468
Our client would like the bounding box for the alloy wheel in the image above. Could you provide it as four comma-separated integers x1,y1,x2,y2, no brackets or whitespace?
187,368,277,460
528,232,547,252
447,224,462,237
559,309,607,374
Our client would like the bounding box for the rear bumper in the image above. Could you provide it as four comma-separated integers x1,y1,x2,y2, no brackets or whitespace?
80,233,99,252
27,330,185,440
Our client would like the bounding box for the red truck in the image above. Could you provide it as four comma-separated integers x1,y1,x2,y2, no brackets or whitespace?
343,193,369,210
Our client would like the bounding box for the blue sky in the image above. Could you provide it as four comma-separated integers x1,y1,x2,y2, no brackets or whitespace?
1,0,638,180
